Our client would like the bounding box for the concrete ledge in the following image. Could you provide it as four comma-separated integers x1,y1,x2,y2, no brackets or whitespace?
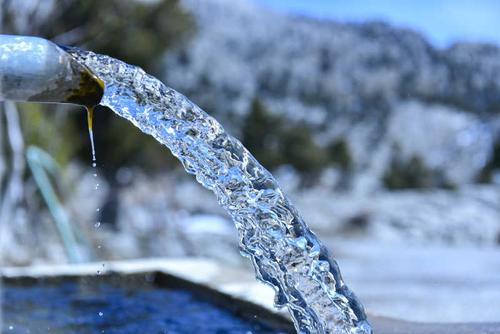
2,258,500,334
372,317,500,334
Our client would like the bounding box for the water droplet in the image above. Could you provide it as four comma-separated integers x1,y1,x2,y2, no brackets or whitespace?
94,222,101,228
97,245,102,249
8,325,13,330
98,311,103,317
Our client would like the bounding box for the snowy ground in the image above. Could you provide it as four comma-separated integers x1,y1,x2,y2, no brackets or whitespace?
328,240,500,322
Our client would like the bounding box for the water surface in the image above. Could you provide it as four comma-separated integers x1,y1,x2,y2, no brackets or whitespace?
2,277,283,334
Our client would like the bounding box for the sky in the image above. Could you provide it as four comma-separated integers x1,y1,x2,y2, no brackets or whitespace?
253,0,500,47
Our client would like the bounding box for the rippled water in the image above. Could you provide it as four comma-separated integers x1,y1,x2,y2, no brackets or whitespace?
68,48,371,334
2,277,284,333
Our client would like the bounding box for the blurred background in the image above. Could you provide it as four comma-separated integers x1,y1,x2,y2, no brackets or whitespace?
1,0,499,324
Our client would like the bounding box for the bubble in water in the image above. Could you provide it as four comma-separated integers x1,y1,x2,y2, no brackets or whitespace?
92,162,97,168
97,245,102,249
98,312,103,317
8,326,13,330
94,222,101,228
96,208,100,212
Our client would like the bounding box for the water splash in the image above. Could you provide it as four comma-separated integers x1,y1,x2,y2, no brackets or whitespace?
69,49,371,334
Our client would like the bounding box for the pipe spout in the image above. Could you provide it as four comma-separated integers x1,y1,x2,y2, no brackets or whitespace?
0,35,103,107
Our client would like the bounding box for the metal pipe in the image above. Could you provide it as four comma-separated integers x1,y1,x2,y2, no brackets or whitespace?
0,34,103,106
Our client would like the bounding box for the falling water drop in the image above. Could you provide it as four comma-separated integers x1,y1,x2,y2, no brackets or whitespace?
85,106,105,261
86,107,96,163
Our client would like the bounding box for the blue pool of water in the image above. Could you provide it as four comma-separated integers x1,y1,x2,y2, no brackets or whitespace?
2,276,285,334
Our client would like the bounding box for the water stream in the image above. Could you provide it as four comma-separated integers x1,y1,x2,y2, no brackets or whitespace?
68,48,371,334
86,107,97,164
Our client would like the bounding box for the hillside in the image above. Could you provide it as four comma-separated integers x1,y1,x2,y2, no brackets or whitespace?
164,0,500,191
